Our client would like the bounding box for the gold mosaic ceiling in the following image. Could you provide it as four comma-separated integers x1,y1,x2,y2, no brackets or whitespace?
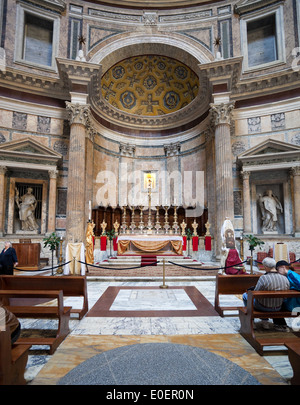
101,55,199,116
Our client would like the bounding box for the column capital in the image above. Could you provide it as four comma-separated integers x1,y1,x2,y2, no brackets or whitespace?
290,166,300,176
0,165,7,175
48,168,58,179
210,102,235,126
66,102,91,126
241,171,250,180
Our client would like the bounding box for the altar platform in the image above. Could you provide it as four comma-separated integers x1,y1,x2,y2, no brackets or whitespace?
117,234,183,256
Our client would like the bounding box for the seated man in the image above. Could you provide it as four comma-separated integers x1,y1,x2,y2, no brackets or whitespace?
242,257,290,330
276,260,300,311
0,303,21,344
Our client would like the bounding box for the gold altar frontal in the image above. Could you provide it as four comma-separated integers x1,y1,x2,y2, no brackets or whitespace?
117,234,183,255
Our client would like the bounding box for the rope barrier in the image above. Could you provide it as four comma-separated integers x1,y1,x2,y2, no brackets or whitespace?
77,259,159,270
167,259,248,271
12,255,300,274
14,260,72,272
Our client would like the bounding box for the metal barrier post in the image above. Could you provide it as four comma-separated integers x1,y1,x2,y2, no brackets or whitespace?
160,258,168,289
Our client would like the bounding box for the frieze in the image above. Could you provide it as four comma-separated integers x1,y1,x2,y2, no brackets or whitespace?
247,117,261,133
0,67,68,99
12,112,27,130
88,8,141,22
159,10,212,23
271,113,285,131
232,69,300,97
37,116,51,134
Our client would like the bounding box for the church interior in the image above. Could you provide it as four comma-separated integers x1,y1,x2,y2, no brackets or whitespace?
1,0,300,388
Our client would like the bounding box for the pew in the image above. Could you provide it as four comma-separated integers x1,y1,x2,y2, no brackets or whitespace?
0,275,88,319
0,290,71,354
285,342,300,385
239,290,300,355
0,329,30,385
214,274,261,316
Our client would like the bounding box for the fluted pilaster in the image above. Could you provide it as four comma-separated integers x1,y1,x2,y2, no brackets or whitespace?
291,166,300,235
241,171,251,233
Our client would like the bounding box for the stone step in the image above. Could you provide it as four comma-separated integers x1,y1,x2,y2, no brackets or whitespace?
103,255,202,266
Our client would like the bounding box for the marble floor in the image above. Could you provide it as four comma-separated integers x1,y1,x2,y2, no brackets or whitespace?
21,276,295,386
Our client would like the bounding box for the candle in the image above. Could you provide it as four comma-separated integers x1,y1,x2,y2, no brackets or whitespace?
88,200,91,220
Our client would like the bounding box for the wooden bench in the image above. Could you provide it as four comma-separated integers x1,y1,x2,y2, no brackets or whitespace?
0,329,31,385
0,290,71,354
0,275,88,319
285,342,300,385
214,274,261,317
239,290,300,355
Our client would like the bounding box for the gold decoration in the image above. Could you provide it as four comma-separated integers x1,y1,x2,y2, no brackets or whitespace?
101,55,199,116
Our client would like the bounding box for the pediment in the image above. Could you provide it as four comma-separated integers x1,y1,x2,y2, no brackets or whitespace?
237,139,300,167
0,137,62,165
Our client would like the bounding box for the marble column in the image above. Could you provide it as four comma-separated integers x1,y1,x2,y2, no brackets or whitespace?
65,102,91,243
210,102,235,223
47,169,58,234
241,171,251,233
0,166,7,236
291,166,300,236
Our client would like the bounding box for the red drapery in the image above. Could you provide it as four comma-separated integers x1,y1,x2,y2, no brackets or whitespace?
113,237,118,251
100,236,107,251
182,236,187,251
192,236,198,251
205,236,211,251
225,249,244,275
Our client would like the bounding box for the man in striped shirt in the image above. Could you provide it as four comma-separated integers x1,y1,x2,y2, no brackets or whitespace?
243,257,290,330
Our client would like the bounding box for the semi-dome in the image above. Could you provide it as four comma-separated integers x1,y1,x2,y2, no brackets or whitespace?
101,55,199,116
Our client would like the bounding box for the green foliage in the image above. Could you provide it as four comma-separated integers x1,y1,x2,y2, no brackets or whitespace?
186,228,193,240
244,234,265,251
105,229,116,240
43,232,60,251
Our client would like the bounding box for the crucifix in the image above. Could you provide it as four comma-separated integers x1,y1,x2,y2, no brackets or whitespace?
142,94,159,113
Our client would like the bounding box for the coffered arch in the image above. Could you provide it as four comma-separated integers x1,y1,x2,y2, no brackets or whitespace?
88,33,213,134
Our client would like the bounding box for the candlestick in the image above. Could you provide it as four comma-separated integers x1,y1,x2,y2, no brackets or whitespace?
88,200,91,220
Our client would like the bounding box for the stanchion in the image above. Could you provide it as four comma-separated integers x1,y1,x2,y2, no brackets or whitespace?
160,258,168,289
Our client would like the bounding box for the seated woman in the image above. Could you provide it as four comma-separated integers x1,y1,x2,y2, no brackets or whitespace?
276,260,300,311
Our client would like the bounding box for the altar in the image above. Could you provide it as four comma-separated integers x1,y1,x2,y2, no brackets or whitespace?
117,234,183,255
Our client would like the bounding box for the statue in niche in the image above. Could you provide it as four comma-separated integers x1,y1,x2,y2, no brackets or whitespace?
15,187,39,231
258,189,283,233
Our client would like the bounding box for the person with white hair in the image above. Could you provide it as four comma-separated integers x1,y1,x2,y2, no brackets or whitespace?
242,256,290,330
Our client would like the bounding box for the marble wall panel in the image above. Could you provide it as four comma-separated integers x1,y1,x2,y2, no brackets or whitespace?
26,115,37,133
285,110,300,129
0,110,12,128
50,118,64,135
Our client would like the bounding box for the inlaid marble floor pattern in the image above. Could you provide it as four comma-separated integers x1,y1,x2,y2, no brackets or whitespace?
23,278,294,385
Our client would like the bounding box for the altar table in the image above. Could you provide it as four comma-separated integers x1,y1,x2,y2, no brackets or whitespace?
117,234,183,255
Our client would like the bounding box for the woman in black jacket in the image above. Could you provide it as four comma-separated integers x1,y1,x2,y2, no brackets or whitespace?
0,241,18,275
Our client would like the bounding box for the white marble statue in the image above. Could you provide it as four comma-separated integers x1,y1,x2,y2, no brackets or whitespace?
258,189,283,232
15,187,39,231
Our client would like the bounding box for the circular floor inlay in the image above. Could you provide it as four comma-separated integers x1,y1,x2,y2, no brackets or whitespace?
57,343,261,385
